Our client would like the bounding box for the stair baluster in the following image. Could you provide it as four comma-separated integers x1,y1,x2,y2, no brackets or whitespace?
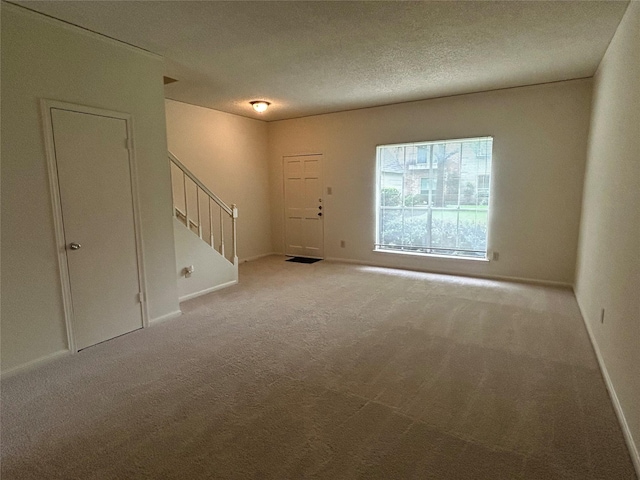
169,151,237,265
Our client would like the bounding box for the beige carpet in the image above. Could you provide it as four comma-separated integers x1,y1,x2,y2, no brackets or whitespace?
1,256,635,479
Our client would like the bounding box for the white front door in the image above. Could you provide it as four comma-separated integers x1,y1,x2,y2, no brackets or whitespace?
50,107,143,350
284,155,324,258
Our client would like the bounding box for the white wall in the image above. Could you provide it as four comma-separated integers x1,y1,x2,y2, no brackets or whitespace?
173,218,237,301
268,79,592,284
1,6,180,373
165,100,272,262
575,1,640,466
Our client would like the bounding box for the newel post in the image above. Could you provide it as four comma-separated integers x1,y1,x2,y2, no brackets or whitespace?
231,204,238,265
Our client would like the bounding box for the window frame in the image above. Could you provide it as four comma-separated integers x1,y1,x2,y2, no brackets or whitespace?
374,136,493,261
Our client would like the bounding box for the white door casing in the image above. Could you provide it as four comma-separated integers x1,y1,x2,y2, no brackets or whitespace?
42,100,148,352
284,154,324,258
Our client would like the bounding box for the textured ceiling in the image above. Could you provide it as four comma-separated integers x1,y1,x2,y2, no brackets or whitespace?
14,1,629,121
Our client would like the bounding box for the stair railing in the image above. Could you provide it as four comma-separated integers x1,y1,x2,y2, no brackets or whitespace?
169,151,238,265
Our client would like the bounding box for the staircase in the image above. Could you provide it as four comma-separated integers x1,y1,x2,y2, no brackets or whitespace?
169,151,238,301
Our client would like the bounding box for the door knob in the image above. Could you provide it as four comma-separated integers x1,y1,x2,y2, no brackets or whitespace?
69,243,82,250
318,212,322,217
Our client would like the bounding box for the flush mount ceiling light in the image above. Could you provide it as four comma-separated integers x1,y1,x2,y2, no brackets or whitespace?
250,100,270,113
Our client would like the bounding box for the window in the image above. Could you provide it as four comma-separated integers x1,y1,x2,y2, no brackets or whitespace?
417,146,429,164
478,174,490,190
376,136,493,259
420,177,434,194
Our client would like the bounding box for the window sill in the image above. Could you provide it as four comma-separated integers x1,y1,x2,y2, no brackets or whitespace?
373,248,490,262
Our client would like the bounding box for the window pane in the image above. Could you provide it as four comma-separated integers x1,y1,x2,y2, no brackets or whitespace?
377,137,492,259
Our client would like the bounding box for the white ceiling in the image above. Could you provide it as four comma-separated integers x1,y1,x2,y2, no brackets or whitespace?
14,1,629,121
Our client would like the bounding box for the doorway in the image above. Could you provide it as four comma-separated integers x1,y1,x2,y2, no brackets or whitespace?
283,154,324,259
42,101,147,351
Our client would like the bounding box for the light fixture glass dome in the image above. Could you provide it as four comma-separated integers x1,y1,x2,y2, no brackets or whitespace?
250,101,270,113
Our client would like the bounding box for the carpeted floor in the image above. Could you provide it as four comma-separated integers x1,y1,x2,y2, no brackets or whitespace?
1,256,636,479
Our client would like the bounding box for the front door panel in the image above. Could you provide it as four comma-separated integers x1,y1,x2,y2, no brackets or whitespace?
284,155,324,258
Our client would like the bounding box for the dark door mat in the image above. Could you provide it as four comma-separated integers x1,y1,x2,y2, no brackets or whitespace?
286,257,322,264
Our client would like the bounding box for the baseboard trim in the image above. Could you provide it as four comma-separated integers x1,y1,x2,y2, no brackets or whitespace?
239,252,279,263
474,273,571,288
324,257,572,288
178,280,238,302
575,297,640,477
1,349,70,379
149,310,182,325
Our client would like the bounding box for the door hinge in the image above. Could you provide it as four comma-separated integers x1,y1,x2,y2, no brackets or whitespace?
138,292,144,303
126,137,134,151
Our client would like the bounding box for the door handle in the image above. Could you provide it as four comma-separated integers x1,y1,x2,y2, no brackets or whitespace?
318,213,322,217
69,242,82,250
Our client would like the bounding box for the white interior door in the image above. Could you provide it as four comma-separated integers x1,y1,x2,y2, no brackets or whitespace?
51,108,143,350
284,155,324,258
